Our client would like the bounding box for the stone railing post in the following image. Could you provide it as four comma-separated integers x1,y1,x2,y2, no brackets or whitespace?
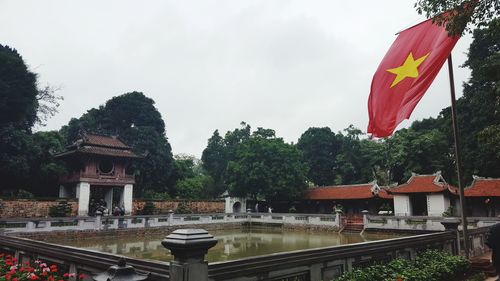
168,210,174,226
335,209,343,229
162,229,217,281
362,210,369,227
441,218,461,255
95,215,102,230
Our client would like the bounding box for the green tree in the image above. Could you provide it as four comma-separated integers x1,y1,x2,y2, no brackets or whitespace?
226,131,308,202
201,122,251,196
415,0,499,35
28,131,67,196
387,128,452,183
0,125,36,195
0,44,38,130
455,18,500,180
297,127,341,186
335,125,375,184
176,175,214,199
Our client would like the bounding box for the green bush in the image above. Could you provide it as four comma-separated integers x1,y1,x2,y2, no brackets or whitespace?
140,201,156,215
143,190,171,200
16,189,34,199
333,249,469,281
175,201,192,214
48,200,72,217
464,273,486,281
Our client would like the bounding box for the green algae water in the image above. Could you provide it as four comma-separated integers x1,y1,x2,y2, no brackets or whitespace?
47,227,403,262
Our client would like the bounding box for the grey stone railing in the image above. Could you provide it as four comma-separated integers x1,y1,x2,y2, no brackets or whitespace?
0,235,169,281
207,230,458,281
364,215,500,232
0,228,460,281
0,212,340,233
466,226,492,257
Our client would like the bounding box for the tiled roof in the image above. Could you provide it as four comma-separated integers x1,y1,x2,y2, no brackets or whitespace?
378,189,394,199
304,183,392,200
83,134,130,149
389,172,458,195
77,146,140,158
54,133,139,158
465,177,500,197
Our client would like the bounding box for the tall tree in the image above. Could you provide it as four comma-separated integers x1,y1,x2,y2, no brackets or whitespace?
335,125,374,184
455,18,500,180
0,45,39,195
0,44,38,131
297,127,340,186
201,122,251,196
226,130,308,202
201,130,227,196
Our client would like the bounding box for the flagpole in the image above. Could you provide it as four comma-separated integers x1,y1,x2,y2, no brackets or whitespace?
447,53,470,259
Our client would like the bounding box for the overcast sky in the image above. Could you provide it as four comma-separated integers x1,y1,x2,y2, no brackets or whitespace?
0,0,473,157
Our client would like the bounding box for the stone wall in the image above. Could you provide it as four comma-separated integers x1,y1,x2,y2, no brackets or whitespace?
0,199,78,218
133,200,224,214
0,199,224,218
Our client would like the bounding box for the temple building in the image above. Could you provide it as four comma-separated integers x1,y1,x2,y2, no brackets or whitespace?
389,172,459,216
465,176,500,217
303,182,393,214
55,133,141,216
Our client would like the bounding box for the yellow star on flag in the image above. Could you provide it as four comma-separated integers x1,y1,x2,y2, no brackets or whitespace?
386,52,430,88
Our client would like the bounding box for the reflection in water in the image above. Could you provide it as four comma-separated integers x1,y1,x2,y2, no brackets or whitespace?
45,227,403,262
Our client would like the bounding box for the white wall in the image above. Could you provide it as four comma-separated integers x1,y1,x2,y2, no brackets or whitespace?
224,197,247,213
76,182,90,216
394,195,411,216
123,184,133,215
427,193,447,216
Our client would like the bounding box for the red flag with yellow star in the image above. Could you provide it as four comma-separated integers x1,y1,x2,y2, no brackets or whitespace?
367,19,460,137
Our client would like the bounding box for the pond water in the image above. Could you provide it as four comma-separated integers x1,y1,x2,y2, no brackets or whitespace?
47,227,404,262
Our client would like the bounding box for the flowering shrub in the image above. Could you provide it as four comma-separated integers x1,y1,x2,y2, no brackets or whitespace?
333,249,469,281
0,253,86,281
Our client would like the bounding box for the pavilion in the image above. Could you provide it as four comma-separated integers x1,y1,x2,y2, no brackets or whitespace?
388,171,459,216
55,133,141,216
465,176,500,217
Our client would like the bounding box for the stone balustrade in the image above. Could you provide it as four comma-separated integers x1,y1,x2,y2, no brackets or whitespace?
364,215,500,232
0,212,340,234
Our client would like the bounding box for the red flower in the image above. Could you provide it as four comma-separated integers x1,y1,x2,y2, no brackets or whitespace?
63,273,70,277
12,278,19,281
50,265,57,270
28,268,35,273
78,274,86,279
6,274,11,280
48,276,55,281
397,277,403,281
30,275,40,280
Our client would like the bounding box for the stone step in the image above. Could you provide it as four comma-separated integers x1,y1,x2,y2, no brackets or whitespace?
470,258,497,277
342,224,364,233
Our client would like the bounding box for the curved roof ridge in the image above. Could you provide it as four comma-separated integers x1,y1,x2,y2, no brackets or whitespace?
390,171,453,194
317,182,376,189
